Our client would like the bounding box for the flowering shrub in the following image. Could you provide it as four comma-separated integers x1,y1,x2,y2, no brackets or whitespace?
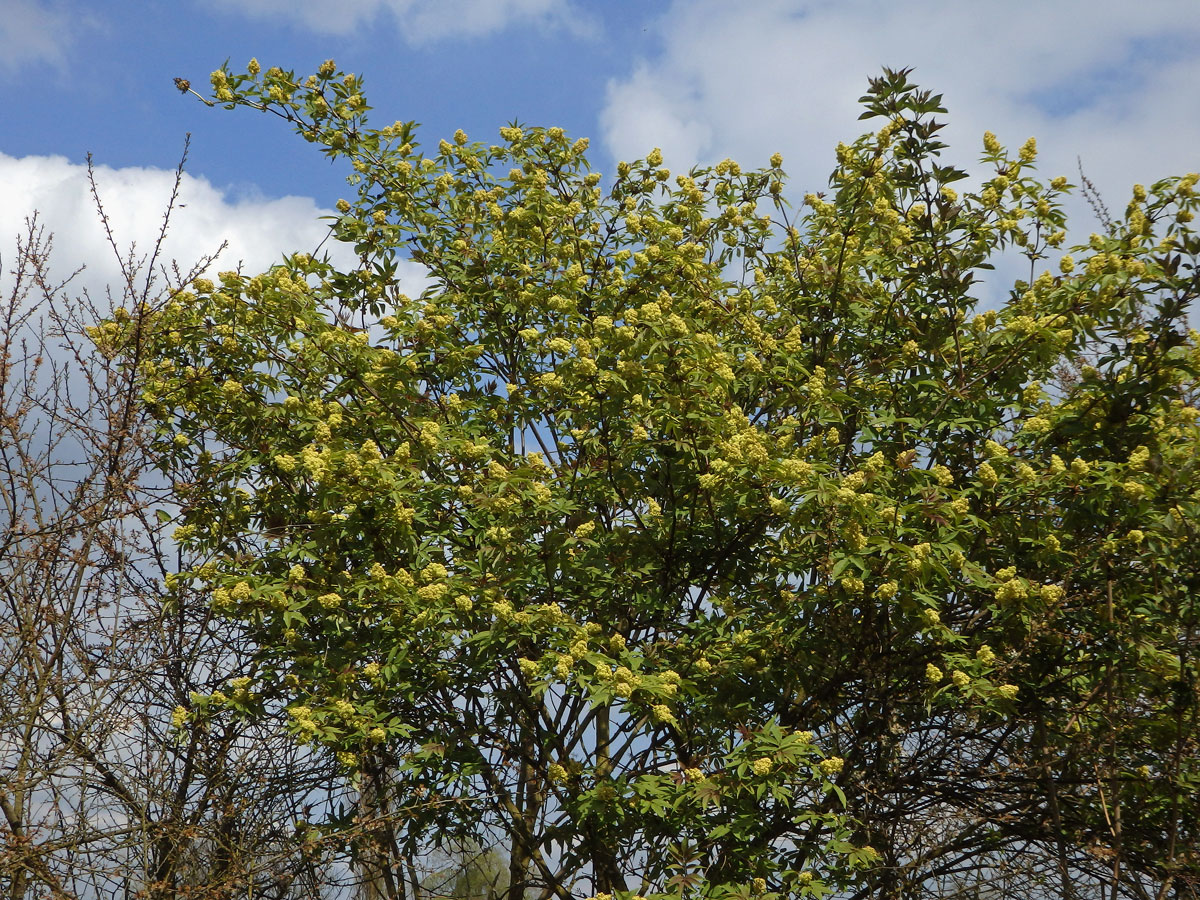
120,64,1200,899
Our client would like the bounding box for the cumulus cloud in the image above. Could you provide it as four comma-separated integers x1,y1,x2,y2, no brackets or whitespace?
0,0,100,74
602,0,1200,237
0,153,426,307
206,0,589,41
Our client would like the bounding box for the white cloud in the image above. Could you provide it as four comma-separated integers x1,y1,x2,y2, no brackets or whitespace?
601,0,1200,250
0,153,426,308
206,0,589,41
0,0,99,74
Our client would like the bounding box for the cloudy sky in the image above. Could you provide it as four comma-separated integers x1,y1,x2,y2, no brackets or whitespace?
3,0,1198,303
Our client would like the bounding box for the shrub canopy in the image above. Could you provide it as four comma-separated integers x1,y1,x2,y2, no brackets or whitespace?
118,64,1200,900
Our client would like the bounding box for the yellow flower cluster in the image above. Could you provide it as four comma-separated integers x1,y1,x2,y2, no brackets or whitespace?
931,464,954,486
1039,584,1065,604
806,366,827,402
779,457,812,484
995,577,1027,604
1122,480,1147,500
555,655,572,679
818,756,844,776
651,704,676,726
417,583,448,601
984,440,1008,458
750,756,773,776
844,521,866,551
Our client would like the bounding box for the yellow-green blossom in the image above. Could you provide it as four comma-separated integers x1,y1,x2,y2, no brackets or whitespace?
818,756,844,776
650,704,676,725
1123,480,1147,500
977,463,998,488
995,575,1027,603
1128,446,1150,471
984,440,1008,458
1039,584,1065,604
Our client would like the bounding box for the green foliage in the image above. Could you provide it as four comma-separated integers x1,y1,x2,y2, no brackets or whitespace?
120,62,1200,899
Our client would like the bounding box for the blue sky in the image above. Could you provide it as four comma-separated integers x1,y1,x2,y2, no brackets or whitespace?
3,0,1198,303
